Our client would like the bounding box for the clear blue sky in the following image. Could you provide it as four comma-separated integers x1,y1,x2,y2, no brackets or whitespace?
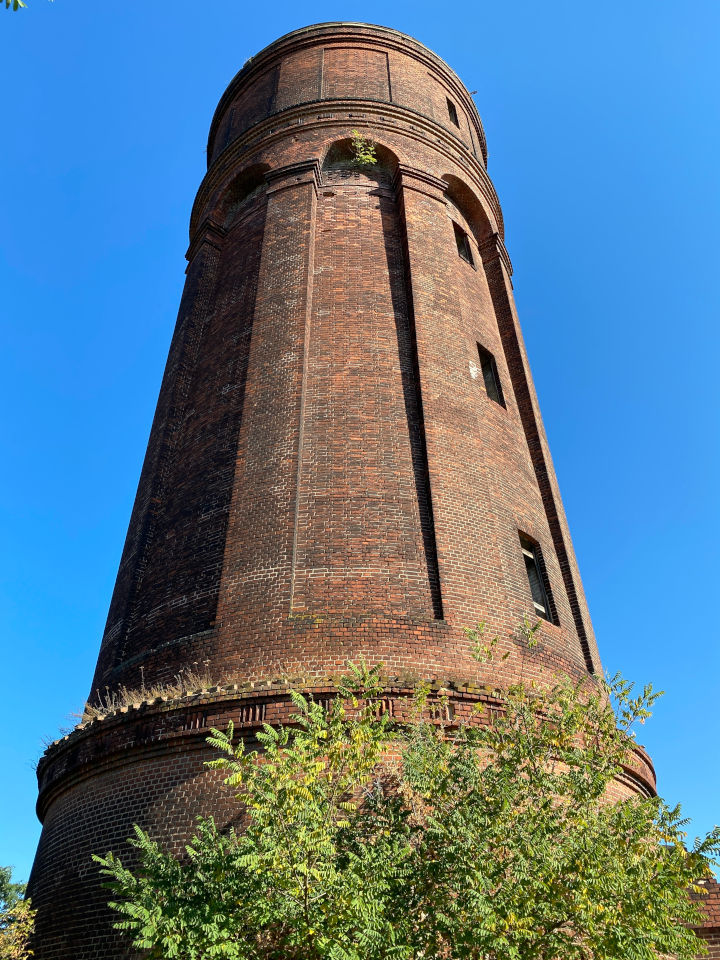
1,0,718,884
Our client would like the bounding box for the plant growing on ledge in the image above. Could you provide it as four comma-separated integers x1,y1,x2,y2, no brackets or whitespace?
95,637,720,960
350,129,377,166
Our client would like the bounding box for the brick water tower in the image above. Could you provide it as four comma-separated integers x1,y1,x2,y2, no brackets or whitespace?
29,22,716,959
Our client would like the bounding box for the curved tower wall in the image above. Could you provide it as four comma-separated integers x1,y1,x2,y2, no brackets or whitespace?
28,24,656,959
93,22,598,696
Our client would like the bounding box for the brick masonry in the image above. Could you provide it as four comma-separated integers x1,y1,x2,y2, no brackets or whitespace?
26,22,716,958
695,880,720,958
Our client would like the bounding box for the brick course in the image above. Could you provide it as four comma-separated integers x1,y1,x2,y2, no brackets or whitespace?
27,21,709,958
695,879,720,958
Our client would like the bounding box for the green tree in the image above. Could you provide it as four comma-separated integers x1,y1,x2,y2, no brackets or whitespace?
0,869,24,912
95,646,720,960
0,867,35,960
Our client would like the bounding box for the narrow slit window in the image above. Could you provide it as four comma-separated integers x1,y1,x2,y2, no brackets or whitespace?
446,97,459,127
453,222,474,265
477,344,505,407
520,535,554,623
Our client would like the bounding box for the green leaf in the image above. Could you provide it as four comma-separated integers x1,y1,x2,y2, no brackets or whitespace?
97,650,718,960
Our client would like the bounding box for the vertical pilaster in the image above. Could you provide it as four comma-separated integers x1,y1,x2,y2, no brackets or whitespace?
397,165,504,630
215,161,319,655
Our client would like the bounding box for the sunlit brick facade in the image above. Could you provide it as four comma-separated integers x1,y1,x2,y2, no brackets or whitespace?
28,23,716,958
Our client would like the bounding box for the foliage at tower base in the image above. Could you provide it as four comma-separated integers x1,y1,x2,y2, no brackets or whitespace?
96,635,720,960
0,867,35,960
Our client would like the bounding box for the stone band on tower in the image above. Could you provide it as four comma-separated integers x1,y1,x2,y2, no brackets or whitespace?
28,23,661,958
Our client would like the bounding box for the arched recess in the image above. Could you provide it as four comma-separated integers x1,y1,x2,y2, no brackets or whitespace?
441,173,495,248
213,163,271,229
321,138,399,188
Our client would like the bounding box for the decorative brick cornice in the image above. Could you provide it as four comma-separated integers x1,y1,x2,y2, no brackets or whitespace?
264,158,322,197
35,680,657,822
395,164,448,200
185,216,226,263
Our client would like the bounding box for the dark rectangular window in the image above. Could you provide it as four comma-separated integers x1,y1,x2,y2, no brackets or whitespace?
520,535,555,623
453,222,474,265
447,97,459,127
477,344,505,407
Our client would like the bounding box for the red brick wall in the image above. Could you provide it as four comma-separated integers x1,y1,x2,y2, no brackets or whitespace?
695,878,720,958
29,22,691,959
702,928,720,960
30,742,241,958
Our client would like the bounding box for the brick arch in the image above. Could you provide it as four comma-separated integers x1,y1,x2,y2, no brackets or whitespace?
212,162,271,228
321,137,400,180
441,172,496,248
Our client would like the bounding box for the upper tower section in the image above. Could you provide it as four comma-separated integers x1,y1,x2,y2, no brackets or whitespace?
189,22,502,248
206,23,487,170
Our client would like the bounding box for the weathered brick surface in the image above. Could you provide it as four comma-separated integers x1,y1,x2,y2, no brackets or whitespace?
694,878,720,958
28,22,702,958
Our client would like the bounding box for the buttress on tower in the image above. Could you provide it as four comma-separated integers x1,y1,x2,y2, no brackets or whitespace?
29,23,667,959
